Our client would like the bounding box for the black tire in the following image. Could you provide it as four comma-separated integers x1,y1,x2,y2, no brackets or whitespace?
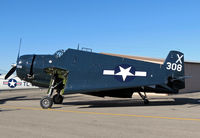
40,96,53,109
53,94,63,104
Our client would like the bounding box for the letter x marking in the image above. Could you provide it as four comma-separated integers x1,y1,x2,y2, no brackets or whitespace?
176,54,183,64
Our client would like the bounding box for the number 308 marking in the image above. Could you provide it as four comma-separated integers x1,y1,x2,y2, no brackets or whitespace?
166,62,182,72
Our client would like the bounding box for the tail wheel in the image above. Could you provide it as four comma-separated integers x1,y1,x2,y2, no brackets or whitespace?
53,94,63,104
144,99,149,104
40,96,53,109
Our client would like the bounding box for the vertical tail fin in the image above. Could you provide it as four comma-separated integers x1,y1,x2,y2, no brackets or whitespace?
163,51,185,91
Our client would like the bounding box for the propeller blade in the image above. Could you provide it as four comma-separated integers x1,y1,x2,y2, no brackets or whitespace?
17,38,22,62
5,38,22,80
27,55,36,79
5,66,17,80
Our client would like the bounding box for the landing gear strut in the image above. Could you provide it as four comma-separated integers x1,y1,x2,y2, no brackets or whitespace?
138,92,149,104
53,93,63,104
40,74,65,109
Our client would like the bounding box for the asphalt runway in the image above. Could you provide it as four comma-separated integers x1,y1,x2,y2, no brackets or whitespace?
0,89,200,138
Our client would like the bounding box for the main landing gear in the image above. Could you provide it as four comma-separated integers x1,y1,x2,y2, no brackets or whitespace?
40,73,65,109
138,92,149,104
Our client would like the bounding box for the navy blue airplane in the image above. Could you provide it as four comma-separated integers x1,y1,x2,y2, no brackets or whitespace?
5,48,185,109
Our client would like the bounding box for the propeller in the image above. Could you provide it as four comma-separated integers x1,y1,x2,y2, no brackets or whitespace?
27,54,36,79
5,38,22,80
5,66,17,80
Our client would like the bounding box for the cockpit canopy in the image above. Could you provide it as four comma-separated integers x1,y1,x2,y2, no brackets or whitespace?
54,49,65,58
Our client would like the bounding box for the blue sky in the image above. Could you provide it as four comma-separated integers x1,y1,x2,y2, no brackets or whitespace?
0,0,200,71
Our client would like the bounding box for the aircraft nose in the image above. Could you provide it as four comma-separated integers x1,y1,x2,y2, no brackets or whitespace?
16,55,36,81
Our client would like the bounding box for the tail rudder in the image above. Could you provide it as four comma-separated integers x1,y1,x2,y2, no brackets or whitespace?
164,51,184,76
163,51,185,91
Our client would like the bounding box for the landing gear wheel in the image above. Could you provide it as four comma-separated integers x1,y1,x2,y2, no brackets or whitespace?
53,94,63,104
40,96,53,109
144,99,149,104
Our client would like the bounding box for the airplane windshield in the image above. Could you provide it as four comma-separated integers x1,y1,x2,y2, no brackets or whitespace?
54,49,65,58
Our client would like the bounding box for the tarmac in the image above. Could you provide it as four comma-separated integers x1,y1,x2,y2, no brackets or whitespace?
0,89,200,138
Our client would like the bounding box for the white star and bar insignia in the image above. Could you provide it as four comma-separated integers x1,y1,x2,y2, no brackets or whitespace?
103,64,147,82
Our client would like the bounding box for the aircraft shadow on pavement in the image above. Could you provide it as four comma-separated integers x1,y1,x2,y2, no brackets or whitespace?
0,96,41,112
0,95,200,109
0,108,19,112
0,96,41,105
63,97,200,108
